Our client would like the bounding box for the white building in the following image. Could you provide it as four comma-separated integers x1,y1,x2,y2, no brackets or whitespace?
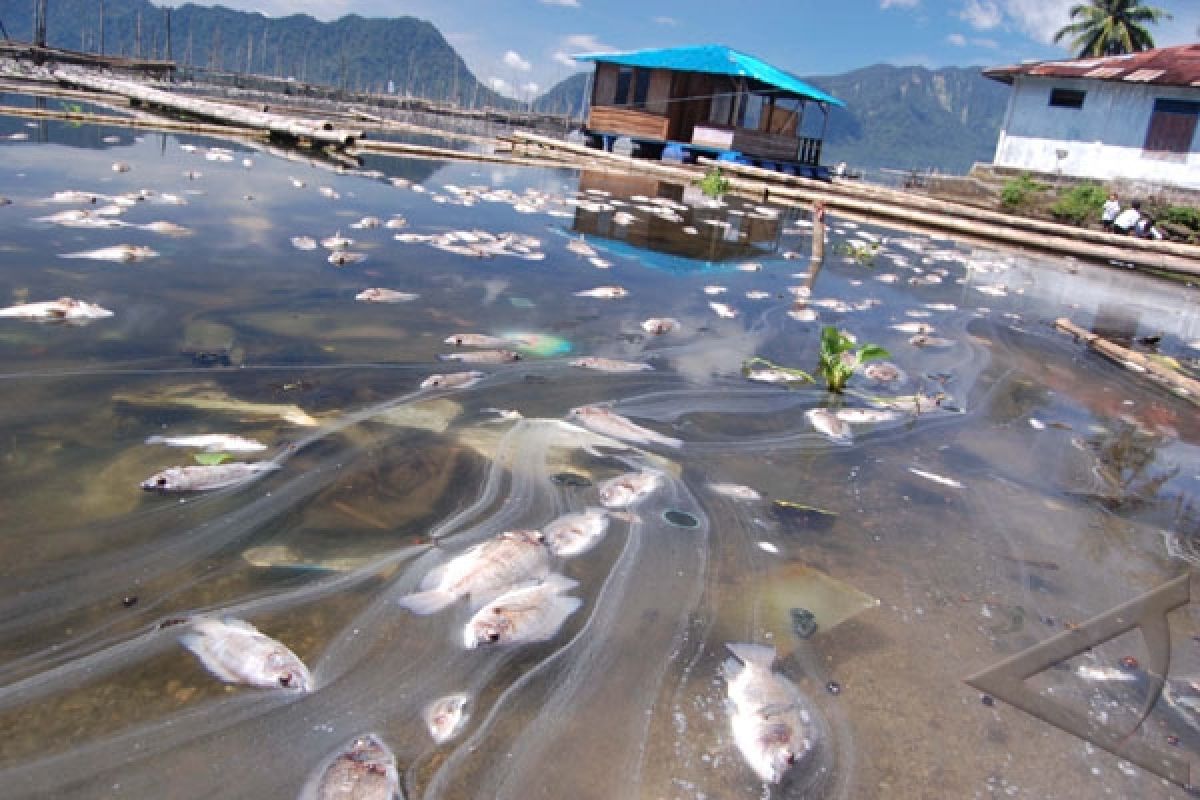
984,45,1200,190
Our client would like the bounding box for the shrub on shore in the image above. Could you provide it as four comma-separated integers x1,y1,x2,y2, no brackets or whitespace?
1001,173,1048,209
1050,182,1107,226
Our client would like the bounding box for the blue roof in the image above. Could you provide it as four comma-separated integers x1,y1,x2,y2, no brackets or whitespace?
573,44,844,108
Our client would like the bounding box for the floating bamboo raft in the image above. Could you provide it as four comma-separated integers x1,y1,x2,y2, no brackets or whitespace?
52,69,363,147
1055,317,1200,404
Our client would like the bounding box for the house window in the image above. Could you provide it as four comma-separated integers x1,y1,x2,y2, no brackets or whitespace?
632,69,651,108
1048,88,1086,109
613,67,652,109
614,67,633,107
1143,98,1200,159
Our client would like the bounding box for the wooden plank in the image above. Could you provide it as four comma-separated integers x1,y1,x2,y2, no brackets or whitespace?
593,63,618,107
1055,318,1200,404
587,106,669,140
645,69,672,115
731,128,798,161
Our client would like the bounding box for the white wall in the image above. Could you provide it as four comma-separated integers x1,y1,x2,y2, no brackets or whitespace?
993,76,1200,189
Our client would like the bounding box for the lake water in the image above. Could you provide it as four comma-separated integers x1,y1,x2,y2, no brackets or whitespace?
2,108,1200,799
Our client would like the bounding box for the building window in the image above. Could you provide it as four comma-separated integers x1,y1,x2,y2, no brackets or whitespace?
1143,98,1200,159
613,67,652,109
1048,88,1086,109
614,67,633,107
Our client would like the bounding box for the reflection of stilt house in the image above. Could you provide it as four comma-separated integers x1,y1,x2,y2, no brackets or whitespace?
573,44,844,176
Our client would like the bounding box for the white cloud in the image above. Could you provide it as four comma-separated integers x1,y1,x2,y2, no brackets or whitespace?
490,77,512,94
973,37,999,49
503,50,532,72
880,0,920,9
654,16,678,26
947,33,968,47
997,0,1074,45
960,0,1003,30
553,51,577,67
540,0,581,5
563,33,617,53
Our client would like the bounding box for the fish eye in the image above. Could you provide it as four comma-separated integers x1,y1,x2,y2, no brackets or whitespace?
156,477,167,487
512,353,521,360
278,673,293,688
487,631,501,642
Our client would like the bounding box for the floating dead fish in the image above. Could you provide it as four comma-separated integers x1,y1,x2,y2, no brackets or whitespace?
319,186,340,199
975,285,1007,297
588,256,612,269
420,371,485,390
890,322,933,334
924,302,957,312
569,356,653,373
438,349,520,364
1077,665,1138,683
908,467,963,488
399,529,550,615
178,616,312,691
47,190,100,204
328,251,368,267
140,462,278,492
356,288,417,303
349,216,381,229
641,317,680,335
60,244,158,262
288,177,306,188
543,507,610,558
574,286,628,299
708,482,763,501
444,333,511,348
144,433,267,453
806,409,852,445
724,643,815,783
834,408,901,424
569,406,681,449
291,236,318,250
737,262,763,272
385,216,407,229
703,285,727,296
321,232,353,250
0,297,113,321
871,393,943,413
744,368,808,385
111,161,131,173
745,290,772,300
908,334,955,348
139,221,191,236
709,302,738,319
788,308,819,322
862,362,906,383
875,273,899,283
463,574,582,648
598,470,663,508
424,694,469,744
299,734,399,799
567,237,597,257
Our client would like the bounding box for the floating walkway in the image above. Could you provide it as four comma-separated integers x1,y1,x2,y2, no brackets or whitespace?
52,69,363,147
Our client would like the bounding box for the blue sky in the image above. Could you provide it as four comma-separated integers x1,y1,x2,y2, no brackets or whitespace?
158,1,1200,99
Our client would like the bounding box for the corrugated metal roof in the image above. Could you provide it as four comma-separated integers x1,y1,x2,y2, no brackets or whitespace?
572,44,845,107
984,44,1200,89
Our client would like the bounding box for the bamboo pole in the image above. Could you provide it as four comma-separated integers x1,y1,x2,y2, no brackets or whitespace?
0,104,267,139
350,138,564,169
1054,317,1200,404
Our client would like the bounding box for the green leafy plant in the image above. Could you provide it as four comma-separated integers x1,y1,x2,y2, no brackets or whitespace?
833,240,882,267
193,452,232,466
1050,182,1108,225
1000,173,1048,209
695,166,731,199
1161,205,1200,232
817,326,888,393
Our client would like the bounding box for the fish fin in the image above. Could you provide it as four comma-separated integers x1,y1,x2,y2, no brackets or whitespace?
538,573,579,594
398,588,457,615
722,657,744,682
178,630,242,683
725,642,777,670
654,433,683,449
516,594,583,643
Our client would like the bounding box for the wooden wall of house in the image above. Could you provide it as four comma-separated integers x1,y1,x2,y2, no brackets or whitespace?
765,103,799,136
667,73,717,142
646,70,672,114
592,62,618,107
587,106,671,139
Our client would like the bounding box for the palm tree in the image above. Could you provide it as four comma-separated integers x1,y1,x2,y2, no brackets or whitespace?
1053,0,1172,58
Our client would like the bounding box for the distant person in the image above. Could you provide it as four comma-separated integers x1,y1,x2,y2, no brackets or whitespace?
1101,192,1120,232
1113,200,1142,235
1134,215,1164,240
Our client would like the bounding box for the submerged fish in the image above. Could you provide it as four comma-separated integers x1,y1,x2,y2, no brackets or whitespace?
806,409,852,445
144,433,267,453
569,356,653,373
463,574,582,648
424,694,469,744
140,462,278,492
573,286,628,299
641,317,680,335
707,482,763,501
444,333,511,348
291,236,318,250
438,349,520,364
542,507,610,557
597,470,663,508
569,406,681,449
60,244,158,262
709,302,738,319
724,643,814,784
0,297,113,321
420,371,485,390
178,616,312,691
398,529,550,615
299,733,399,800
356,288,417,303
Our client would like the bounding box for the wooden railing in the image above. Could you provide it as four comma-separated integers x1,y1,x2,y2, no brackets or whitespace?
798,137,823,167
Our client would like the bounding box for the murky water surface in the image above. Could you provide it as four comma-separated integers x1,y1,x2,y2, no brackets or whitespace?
2,110,1200,799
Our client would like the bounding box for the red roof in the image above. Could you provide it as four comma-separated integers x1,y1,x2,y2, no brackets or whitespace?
983,44,1200,89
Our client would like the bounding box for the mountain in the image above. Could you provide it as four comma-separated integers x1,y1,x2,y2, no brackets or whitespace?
0,0,512,108
534,65,1010,175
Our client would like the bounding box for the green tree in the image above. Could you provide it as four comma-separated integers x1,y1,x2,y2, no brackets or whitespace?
1053,0,1172,57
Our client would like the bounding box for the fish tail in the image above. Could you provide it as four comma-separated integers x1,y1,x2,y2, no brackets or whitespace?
398,588,456,615
655,433,684,449
725,642,777,670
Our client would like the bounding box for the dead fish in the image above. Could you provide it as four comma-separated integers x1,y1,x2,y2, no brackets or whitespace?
47,190,100,204
745,290,772,300
724,642,814,784
319,186,340,199
707,482,763,501
567,237,597,257
542,507,610,558
328,251,368,267
569,406,681,449
321,232,353,250
398,529,550,615
385,216,407,229
597,470,663,508
703,285,727,296
788,308,819,322
805,408,852,445
178,616,312,691
834,408,901,424
569,356,653,373
909,334,955,348
463,574,582,648
444,333,511,348
291,236,318,250
890,322,933,334
438,349,520,364
744,368,808,385
975,285,1007,297
0,297,113,321
144,433,267,453
111,161,131,173
872,393,943,413
299,734,399,800
862,362,905,383
60,244,158,262
908,467,963,488
588,256,612,269
709,302,738,319
423,694,469,744
924,302,957,312
140,462,278,492
574,286,627,299
641,317,680,335
356,288,417,303
420,371,485,390
349,216,381,229
139,221,191,236
737,262,763,272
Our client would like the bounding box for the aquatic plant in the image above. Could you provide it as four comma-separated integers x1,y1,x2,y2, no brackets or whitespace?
741,356,813,385
1050,182,1108,226
817,326,888,393
1000,173,1048,209
834,240,882,267
695,166,731,199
